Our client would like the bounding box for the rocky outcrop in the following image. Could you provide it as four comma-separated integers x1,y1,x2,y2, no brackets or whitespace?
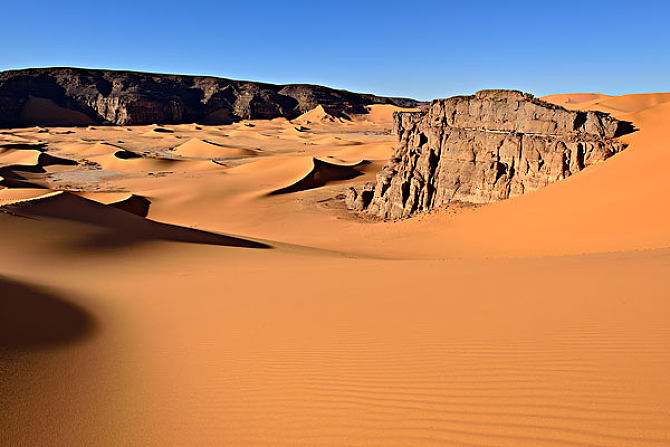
0,67,421,128
346,90,634,219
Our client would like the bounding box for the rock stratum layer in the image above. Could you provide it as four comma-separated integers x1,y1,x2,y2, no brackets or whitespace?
346,90,633,219
0,67,420,128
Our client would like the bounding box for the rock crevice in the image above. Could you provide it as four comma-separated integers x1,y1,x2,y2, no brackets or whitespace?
346,90,633,219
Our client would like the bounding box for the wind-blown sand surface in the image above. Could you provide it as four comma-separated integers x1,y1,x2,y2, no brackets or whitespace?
1,100,670,446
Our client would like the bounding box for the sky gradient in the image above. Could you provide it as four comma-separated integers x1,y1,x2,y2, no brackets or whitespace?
2,0,668,100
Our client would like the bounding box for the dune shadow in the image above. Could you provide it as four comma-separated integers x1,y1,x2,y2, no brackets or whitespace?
83,219,273,250
0,167,48,188
38,152,78,167
0,142,47,150
113,149,142,160
108,194,152,217
6,192,272,250
615,120,637,137
269,158,370,195
0,151,77,189
0,276,96,351
151,127,175,134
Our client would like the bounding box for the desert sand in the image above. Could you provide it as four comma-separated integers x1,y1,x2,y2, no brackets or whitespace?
2,98,670,446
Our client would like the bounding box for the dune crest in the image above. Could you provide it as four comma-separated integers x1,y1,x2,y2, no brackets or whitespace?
269,157,370,195
173,138,258,159
0,188,60,206
541,92,610,105
76,192,152,217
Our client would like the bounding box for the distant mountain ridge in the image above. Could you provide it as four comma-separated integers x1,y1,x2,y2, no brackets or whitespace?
0,67,421,128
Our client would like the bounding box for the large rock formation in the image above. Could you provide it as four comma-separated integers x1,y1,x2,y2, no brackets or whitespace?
0,67,420,128
346,90,634,219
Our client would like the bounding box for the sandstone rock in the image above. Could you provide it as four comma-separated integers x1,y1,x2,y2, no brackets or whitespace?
0,67,421,128
347,90,634,219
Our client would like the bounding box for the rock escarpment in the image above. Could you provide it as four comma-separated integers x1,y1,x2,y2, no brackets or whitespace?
346,90,633,219
0,67,420,128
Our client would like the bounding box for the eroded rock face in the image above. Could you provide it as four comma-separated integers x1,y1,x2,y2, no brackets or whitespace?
0,67,420,128
346,90,633,219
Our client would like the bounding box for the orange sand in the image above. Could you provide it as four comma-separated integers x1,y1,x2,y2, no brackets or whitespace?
1,100,670,446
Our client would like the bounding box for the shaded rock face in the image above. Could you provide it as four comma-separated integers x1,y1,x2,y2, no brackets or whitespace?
346,90,633,219
0,67,420,128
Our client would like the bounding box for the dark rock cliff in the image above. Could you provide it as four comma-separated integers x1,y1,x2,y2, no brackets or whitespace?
346,90,634,219
0,67,421,128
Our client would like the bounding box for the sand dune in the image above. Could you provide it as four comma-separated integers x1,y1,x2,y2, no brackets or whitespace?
0,188,59,205
543,92,670,115
172,138,258,159
0,169,47,188
113,149,142,159
311,135,364,146
77,191,152,217
147,125,175,134
89,151,180,172
0,149,77,189
61,141,123,156
541,92,610,105
0,141,46,150
107,194,152,217
356,104,418,124
594,93,670,113
328,141,394,161
0,148,46,167
269,157,370,195
2,191,270,249
293,105,347,125
40,152,78,166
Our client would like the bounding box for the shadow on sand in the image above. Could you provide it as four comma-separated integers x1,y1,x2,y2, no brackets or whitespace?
269,158,370,195
4,192,272,250
0,276,96,351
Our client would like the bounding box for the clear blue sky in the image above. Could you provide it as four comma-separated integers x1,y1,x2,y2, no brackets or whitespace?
2,0,668,100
